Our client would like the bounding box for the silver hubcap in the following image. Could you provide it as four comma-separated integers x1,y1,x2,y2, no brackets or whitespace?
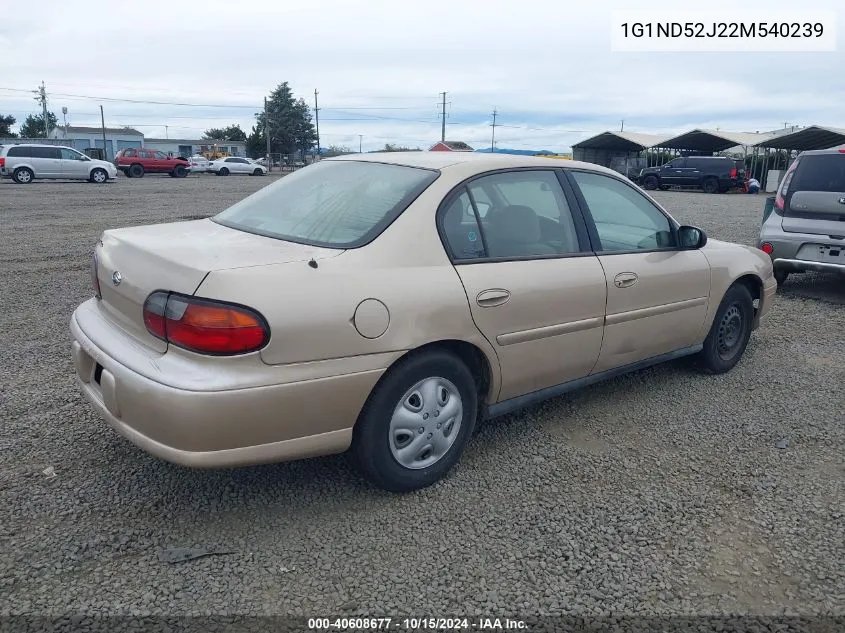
389,377,462,470
93,171,105,182
19,171,31,182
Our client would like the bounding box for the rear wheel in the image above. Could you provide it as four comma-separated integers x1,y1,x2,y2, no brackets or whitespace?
219,167,229,176
702,177,719,194
643,175,659,190
129,164,144,178
89,168,108,184
774,269,789,286
12,167,34,184
696,284,754,374
351,350,478,492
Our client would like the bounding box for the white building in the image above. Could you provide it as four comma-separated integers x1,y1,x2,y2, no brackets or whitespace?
143,138,246,158
50,126,144,159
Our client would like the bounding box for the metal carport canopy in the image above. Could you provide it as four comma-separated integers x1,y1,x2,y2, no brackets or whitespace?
753,125,845,151
654,129,766,153
572,131,668,152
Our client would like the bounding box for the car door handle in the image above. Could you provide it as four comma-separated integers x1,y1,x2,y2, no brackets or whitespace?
614,272,639,288
476,289,511,307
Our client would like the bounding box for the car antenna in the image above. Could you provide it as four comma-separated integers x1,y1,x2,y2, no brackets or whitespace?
308,258,318,269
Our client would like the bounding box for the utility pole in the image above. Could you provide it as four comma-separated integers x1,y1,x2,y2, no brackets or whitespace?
62,107,68,138
100,105,108,160
490,108,497,153
165,125,169,139
35,81,50,138
621,119,624,132
314,89,320,159
359,135,363,153
264,97,271,171
440,92,447,142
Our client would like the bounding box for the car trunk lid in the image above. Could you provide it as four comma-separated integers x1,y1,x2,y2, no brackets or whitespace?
782,153,845,235
94,218,341,351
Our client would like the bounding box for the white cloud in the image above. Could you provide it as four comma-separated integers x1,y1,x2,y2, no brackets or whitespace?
2,0,843,151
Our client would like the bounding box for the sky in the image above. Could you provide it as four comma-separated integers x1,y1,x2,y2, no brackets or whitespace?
1,0,843,152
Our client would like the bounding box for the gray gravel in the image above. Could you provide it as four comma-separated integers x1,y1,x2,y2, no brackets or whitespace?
0,176,843,623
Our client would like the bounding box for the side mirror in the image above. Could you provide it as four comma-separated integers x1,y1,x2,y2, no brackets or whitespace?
678,225,707,249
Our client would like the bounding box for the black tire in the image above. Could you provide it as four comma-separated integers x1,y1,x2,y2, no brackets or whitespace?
659,185,670,191
174,165,188,178
643,175,659,190
129,164,144,178
253,168,263,176
89,168,108,184
696,284,754,374
12,167,34,184
351,350,478,492
219,167,229,176
702,177,719,194
774,269,789,286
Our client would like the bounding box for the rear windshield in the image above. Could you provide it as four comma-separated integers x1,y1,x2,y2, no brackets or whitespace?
213,160,439,248
792,154,845,193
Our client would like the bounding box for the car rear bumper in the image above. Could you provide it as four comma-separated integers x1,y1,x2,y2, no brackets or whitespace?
70,301,388,468
773,258,845,274
758,225,845,274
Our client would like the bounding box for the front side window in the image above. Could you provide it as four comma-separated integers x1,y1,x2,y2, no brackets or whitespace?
570,171,675,252
154,151,168,160
214,160,438,247
123,149,136,158
466,170,580,258
60,148,85,160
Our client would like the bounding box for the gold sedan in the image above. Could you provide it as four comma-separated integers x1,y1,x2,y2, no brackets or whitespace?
71,153,776,491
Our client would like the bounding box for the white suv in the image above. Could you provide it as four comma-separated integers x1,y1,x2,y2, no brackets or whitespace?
0,144,118,184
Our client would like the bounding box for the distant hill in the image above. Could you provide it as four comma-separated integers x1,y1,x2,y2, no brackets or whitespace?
474,147,558,156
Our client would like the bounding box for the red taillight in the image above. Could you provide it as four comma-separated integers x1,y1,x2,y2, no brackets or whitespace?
143,291,269,355
92,252,102,299
760,242,774,255
0,157,5,168
730,167,737,178
775,159,800,210
839,149,845,153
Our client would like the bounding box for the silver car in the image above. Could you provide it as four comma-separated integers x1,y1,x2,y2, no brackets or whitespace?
0,143,118,184
758,148,845,284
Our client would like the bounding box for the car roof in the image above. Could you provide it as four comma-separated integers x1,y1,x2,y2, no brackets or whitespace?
799,148,845,156
326,151,620,177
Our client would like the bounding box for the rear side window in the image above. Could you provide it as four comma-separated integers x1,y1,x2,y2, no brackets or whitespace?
213,160,438,248
791,154,845,193
32,147,61,159
7,146,30,157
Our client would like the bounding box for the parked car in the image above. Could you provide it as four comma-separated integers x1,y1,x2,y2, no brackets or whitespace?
639,156,745,193
0,144,117,184
187,155,211,173
114,148,189,178
71,154,775,492
758,148,845,285
209,156,267,176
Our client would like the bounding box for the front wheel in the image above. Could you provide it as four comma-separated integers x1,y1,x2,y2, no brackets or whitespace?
174,165,188,178
89,168,108,183
696,284,754,374
351,350,478,492
218,167,229,176
253,168,263,176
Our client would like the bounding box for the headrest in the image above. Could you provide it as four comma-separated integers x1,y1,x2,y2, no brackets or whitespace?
490,205,541,243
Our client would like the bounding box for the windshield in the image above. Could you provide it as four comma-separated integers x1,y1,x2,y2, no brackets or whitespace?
213,160,439,247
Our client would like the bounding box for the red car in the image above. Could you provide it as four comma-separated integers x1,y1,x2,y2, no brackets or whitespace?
114,148,189,178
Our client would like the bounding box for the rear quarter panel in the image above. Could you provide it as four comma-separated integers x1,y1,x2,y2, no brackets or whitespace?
195,176,503,400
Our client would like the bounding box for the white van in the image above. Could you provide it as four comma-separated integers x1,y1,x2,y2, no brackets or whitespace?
0,144,118,184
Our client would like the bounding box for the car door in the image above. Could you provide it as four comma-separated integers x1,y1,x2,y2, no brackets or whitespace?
566,169,711,373
660,157,686,186
32,146,62,177
680,157,704,186
59,147,89,179
153,151,170,172
440,169,607,402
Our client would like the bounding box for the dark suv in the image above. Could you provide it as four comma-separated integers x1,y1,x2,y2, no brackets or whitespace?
639,156,745,194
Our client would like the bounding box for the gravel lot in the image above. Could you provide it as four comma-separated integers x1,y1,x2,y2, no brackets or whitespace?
0,174,843,625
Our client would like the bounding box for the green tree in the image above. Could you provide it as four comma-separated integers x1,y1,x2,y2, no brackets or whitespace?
325,144,353,157
0,114,16,138
382,143,421,152
249,82,317,158
19,111,58,138
203,124,247,141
